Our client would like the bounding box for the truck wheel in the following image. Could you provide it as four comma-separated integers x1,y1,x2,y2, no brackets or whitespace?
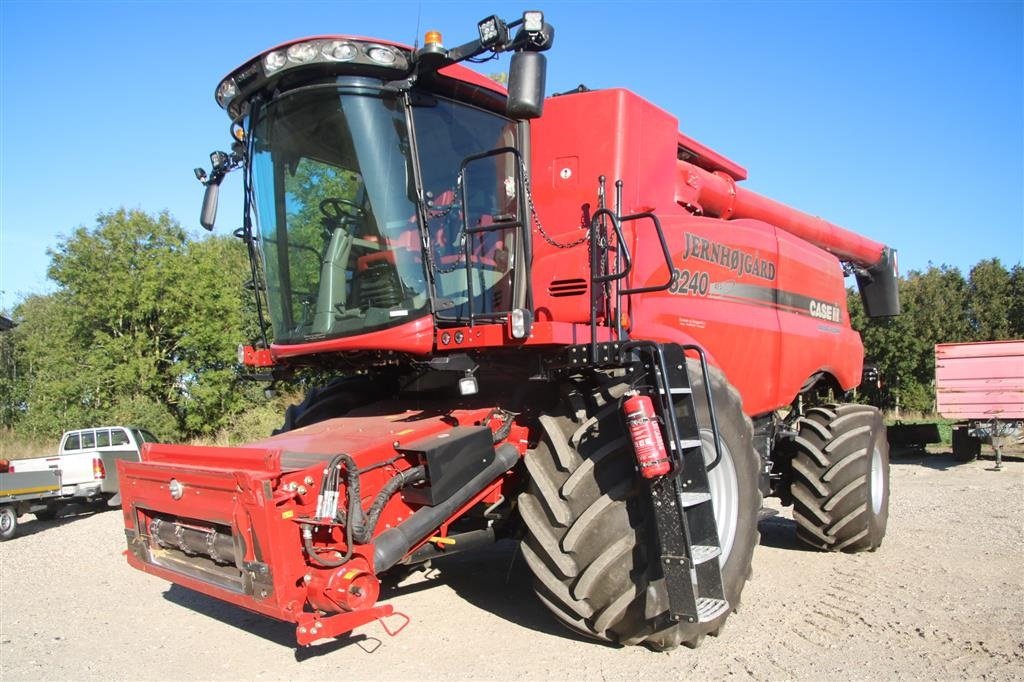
789,404,889,552
518,366,760,649
951,426,981,462
272,376,392,435
0,505,17,541
34,503,59,522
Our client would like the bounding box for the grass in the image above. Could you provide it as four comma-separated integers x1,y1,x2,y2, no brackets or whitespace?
0,429,56,460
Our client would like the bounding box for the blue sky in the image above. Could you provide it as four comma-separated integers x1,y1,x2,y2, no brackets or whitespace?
1,1,1021,311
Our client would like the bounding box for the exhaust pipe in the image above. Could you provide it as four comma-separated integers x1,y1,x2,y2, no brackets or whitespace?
373,443,519,572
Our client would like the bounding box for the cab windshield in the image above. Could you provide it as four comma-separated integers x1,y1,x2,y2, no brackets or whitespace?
250,83,427,343
250,80,522,346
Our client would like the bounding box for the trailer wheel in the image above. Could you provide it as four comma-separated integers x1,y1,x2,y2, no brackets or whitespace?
518,366,760,649
789,404,889,552
272,376,392,435
951,426,981,462
0,505,17,541
33,503,59,522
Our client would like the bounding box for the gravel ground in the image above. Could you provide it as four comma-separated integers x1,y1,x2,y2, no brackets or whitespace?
1,447,1022,681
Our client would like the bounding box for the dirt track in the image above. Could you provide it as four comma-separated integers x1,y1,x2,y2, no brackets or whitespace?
2,447,1022,680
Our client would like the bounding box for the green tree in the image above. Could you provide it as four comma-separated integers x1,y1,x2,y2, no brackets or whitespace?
1010,264,1024,338
8,209,263,441
850,264,970,412
966,258,1012,340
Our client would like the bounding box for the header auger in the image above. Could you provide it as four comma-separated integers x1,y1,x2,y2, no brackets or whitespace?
119,9,899,650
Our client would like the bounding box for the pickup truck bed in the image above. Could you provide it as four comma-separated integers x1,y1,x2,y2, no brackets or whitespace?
0,469,62,540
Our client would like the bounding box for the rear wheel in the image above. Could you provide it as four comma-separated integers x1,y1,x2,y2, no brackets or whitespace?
0,505,17,541
33,503,59,522
273,375,392,435
952,425,981,463
517,366,760,649
789,404,889,552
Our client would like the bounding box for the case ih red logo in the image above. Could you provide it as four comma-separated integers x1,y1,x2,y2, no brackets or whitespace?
682,233,776,281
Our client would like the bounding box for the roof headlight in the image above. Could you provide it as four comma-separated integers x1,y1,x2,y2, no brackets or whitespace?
523,11,544,32
367,45,397,65
287,42,317,64
215,79,238,107
263,50,287,75
323,40,358,62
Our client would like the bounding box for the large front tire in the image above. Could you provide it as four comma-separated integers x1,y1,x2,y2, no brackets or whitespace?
789,404,889,552
517,366,760,649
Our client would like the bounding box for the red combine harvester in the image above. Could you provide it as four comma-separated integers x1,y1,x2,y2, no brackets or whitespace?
119,11,901,649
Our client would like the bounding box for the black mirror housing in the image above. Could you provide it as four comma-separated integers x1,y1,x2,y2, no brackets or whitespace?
200,182,220,231
507,51,546,119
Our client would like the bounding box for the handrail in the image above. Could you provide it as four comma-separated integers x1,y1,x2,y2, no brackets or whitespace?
618,212,675,295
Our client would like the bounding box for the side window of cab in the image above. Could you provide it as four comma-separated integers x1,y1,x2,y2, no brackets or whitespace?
111,429,130,446
63,432,81,452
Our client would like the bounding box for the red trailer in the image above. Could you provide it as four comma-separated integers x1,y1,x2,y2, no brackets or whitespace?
117,11,901,650
936,340,1024,467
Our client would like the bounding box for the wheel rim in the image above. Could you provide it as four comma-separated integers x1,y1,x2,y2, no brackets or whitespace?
0,511,12,533
702,429,739,565
870,441,884,515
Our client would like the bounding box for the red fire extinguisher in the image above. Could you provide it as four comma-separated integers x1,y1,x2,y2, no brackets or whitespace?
623,391,671,478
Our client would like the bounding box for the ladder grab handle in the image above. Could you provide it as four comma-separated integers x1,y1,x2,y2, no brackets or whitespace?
619,212,675,295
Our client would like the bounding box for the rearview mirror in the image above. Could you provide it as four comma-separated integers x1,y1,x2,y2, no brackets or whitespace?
200,182,219,231
506,51,546,119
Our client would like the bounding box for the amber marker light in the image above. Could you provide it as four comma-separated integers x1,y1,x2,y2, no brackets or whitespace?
424,30,443,47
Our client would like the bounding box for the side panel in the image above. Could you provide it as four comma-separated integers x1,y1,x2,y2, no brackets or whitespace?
528,86,866,415
774,229,864,397
935,341,1024,420
529,89,679,324
627,214,782,416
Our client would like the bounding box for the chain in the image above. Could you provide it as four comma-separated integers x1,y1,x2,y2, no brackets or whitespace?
518,155,591,250
427,158,595,279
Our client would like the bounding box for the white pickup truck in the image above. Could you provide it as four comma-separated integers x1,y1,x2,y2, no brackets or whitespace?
9,426,157,517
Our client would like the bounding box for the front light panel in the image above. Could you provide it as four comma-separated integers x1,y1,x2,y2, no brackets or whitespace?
263,50,287,74
322,40,358,61
215,79,238,108
217,38,411,114
286,42,317,63
366,45,398,65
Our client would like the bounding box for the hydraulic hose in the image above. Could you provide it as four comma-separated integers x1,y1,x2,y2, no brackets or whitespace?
304,460,426,567
373,443,519,572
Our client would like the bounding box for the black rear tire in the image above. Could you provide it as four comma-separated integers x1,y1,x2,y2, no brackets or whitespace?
517,366,760,649
272,375,392,435
951,425,981,462
33,503,59,522
789,404,889,552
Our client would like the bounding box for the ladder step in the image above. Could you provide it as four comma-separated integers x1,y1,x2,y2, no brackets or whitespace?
667,439,702,450
657,387,693,395
678,492,712,507
690,544,722,564
696,597,730,623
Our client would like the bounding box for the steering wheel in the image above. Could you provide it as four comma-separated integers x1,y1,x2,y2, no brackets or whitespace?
319,197,364,221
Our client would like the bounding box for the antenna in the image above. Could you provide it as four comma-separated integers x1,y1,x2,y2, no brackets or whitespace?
413,3,422,50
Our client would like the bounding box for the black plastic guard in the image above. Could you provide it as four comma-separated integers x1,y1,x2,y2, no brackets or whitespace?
856,246,901,318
